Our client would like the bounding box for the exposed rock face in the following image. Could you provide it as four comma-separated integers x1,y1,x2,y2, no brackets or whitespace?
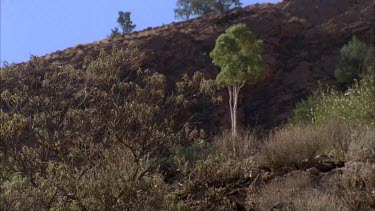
40,0,374,130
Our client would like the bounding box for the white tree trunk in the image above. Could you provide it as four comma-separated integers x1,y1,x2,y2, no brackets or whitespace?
234,85,238,136
227,86,234,136
228,83,244,137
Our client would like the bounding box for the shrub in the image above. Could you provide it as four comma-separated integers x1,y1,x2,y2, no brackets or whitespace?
166,131,258,210
364,47,374,75
0,48,212,210
247,171,345,211
335,36,368,85
212,130,258,160
292,73,375,126
257,124,326,171
258,119,372,170
334,161,375,210
346,125,375,163
290,94,319,125
314,73,375,125
333,124,375,210
166,155,253,210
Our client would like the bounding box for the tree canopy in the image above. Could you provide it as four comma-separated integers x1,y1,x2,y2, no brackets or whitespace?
175,0,242,20
211,23,264,87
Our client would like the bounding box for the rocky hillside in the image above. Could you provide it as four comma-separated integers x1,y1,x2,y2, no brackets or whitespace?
40,0,374,129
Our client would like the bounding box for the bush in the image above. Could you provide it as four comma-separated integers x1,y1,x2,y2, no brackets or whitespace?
364,47,374,75
212,130,258,160
333,122,375,210
292,73,375,126
257,124,326,171
314,73,375,125
166,155,254,210
0,48,212,210
247,171,345,211
166,131,258,210
258,119,374,170
290,94,319,125
334,161,375,210
346,125,375,162
335,36,368,85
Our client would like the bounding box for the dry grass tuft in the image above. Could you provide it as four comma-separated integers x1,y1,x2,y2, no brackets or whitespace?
247,171,345,211
346,125,375,162
213,130,259,160
334,161,375,210
334,125,375,210
257,124,325,171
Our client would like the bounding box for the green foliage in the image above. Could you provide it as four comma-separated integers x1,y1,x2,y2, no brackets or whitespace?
110,27,121,37
290,94,319,125
335,36,368,85
292,73,375,126
174,0,194,20
314,74,375,125
110,11,136,37
210,23,264,87
117,11,136,33
175,0,242,20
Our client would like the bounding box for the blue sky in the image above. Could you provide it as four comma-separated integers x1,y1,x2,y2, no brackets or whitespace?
1,0,280,65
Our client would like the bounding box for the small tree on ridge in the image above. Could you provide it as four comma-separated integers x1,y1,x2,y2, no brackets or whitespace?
210,24,264,136
175,0,242,20
110,11,136,37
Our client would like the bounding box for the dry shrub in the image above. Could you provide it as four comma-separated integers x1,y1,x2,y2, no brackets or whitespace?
167,132,259,210
0,147,168,211
346,125,375,162
213,130,258,160
321,118,357,161
0,48,213,210
257,120,364,171
166,155,252,211
318,120,374,162
257,124,325,171
247,171,345,211
334,125,375,210
334,161,375,210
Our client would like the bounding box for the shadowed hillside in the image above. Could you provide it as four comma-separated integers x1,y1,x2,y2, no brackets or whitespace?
29,0,375,129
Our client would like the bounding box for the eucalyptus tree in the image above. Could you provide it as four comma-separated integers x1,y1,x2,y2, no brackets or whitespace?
117,11,136,34
175,0,242,20
174,0,194,20
210,24,264,136
110,11,136,37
